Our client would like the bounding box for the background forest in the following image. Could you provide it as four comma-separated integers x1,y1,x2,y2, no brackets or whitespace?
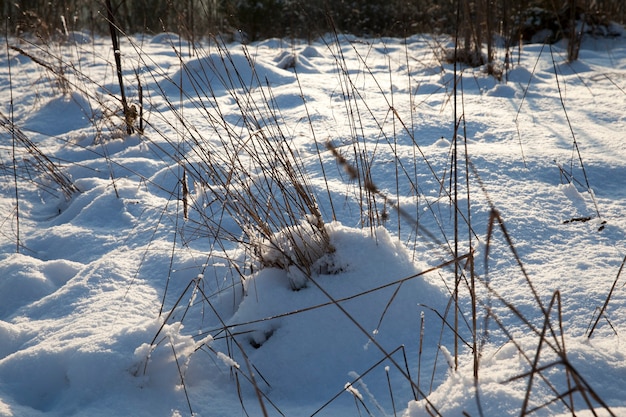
3,0,625,42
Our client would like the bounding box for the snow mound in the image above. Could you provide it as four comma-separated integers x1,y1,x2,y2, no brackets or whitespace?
254,216,330,287
507,65,539,85
150,32,188,47
218,222,448,407
24,92,96,135
0,249,166,415
273,49,321,73
0,254,82,320
487,83,516,98
162,48,296,97
405,336,626,416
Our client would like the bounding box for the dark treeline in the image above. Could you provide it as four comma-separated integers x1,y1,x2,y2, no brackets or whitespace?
2,0,624,43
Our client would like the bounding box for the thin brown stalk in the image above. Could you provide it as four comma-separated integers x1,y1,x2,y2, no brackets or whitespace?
170,338,194,416
5,31,20,253
587,253,626,338
105,0,133,135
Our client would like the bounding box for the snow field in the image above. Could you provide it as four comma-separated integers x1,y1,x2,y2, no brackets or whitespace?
0,30,625,416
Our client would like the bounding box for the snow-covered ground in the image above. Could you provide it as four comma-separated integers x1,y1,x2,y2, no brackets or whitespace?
1,29,626,417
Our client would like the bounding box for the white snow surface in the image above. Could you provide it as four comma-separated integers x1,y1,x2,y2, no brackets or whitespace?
0,32,626,417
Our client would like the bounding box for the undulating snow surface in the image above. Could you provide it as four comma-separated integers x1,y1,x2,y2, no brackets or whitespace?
1,30,626,416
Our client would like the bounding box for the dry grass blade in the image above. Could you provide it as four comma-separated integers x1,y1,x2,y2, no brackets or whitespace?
311,345,407,416
506,291,615,416
326,141,448,249
465,153,616,415
549,45,603,225
0,111,79,201
8,44,69,90
587,253,626,338
287,258,445,416
169,338,194,416
197,253,471,342
4,32,20,253
480,214,615,416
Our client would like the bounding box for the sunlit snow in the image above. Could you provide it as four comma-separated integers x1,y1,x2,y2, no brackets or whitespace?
1,28,626,417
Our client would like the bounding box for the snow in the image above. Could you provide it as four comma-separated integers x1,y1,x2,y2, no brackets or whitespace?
1,30,626,417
